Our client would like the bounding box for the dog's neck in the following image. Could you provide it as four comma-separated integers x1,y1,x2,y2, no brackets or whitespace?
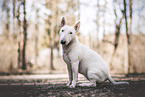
62,37,79,55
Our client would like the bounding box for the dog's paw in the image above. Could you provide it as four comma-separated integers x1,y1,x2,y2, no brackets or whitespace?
66,82,71,86
69,84,76,88
78,83,96,87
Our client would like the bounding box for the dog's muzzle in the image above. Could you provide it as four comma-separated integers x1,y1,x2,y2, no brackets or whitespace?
60,40,66,45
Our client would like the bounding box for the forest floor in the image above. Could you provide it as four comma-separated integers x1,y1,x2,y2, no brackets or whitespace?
0,73,145,97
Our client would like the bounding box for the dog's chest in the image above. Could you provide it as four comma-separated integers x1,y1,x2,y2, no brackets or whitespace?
63,53,71,65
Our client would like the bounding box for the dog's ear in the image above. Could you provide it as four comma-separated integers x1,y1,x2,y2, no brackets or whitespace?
74,21,80,32
60,17,66,27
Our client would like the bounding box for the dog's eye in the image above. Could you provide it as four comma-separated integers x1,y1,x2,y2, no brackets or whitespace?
62,30,64,32
70,32,72,34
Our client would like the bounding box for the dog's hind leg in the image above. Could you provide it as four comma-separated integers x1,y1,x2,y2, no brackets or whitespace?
78,82,96,87
78,78,96,87
78,70,102,87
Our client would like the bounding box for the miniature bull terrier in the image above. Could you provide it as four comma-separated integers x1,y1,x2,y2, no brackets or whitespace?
59,17,129,88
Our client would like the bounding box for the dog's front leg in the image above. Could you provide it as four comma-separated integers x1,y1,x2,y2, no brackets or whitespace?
69,60,79,88
66,64,72,86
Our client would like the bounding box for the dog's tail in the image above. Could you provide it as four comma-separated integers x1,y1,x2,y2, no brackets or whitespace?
107,75,129,85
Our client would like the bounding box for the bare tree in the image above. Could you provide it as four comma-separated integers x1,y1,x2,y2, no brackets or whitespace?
102,0,107,37
16,3,22,68
129,0,132,34
96,0,100,41
44,0,78,70
12,0,16,36
123,0,130,73
77,0,80,20
45,0,55,70
2,0,10,38
124,0,130,44
35,9,39,66
49,0,58,70
128,0,132,73
22,0,27,70
109,0,124,70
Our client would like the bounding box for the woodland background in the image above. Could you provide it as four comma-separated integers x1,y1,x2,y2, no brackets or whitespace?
0,0,145,74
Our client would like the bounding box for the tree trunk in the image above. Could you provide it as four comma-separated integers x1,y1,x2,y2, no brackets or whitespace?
96,0,100,41
13,0,15,35
128,0,132,73
35,20,39,66
49,0,56,70
124,0,130,44
77,0,80,20
129,0,132,34
17,4,22,68
123,0,130,73
110,17,123,71
3,1,10,38
22,0,27,70
34,9,39,66
5,8,10,38
50,46,55,70
18,42,21,68
102,0,107,37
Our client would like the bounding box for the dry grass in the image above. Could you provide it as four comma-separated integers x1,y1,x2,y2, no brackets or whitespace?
0,34,145,74
97,34,145,73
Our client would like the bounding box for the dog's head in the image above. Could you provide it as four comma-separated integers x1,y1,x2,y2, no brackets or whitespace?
59,17,80,46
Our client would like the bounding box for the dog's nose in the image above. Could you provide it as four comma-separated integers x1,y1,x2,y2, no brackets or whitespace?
60,40,66,44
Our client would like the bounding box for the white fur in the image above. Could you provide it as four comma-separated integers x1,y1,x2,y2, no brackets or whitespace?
59,17,129,88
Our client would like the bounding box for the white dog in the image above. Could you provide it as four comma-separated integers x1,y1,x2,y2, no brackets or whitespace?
59,17,129,88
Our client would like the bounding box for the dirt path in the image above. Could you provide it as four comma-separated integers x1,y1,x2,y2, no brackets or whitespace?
0,74,145,97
